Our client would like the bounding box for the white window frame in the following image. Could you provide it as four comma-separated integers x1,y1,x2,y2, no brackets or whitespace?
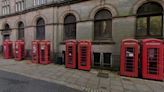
2,0,10,15
15,0,24,12
34,0,46,6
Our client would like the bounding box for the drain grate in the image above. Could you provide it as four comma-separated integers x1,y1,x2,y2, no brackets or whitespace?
122,78,131,81
100,86,107,89
97,72,109,78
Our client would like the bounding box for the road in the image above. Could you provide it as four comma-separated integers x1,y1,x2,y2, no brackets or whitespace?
0,70,82,92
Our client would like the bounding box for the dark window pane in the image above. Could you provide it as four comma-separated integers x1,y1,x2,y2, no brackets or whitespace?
64,14,76,24
94,20,112,40
64,14,76,40
18,22,24,40
150,16,162,36
136,17,147,36
136,2,163,37
4,24,10,31
95,9,112,20
103,53,112,67
3,35,10,40
137,2,163,15
36,18,45,40
94,9,112,40
3,24,10,40
64,24,76,40
37,18,45,26
93,53,101,66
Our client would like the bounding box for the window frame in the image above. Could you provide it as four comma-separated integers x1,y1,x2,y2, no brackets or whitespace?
2,0,10,15
94,9,112,40
34,0,47,6
15,0,24,12
17,22,25,40
63,14,77,40
36,18,45,40
136,2,163,38
3,23,11,40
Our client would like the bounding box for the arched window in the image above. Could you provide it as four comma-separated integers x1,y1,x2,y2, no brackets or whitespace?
94,9,112,40
3,23,10,40
136,2,163,37
36,18,45,40
18,22,24,40
64,14,76,40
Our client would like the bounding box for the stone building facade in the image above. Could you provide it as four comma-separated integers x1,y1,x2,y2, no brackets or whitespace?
0,0,164,70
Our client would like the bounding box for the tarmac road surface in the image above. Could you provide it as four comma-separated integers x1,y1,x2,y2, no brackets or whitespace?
0,70,82,92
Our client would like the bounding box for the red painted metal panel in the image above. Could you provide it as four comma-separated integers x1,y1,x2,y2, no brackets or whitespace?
14,40,25,61
142,39,163,81
3,40,13,59
65,40,77,69
32,40,40,64
120,39,139,77
39,40,51,65
78,40,91,71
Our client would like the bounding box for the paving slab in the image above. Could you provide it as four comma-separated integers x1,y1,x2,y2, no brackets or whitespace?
0,59,164,92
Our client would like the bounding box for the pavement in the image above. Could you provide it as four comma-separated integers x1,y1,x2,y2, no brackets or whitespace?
0,58,164,92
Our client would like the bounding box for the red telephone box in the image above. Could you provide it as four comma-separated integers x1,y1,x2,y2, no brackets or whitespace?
120,39,139,77
39,40,51,64
78,40,91,71
142,39,163,81
32,40,40,64
65,40,77,69
14,40,25,61
3,40,13,59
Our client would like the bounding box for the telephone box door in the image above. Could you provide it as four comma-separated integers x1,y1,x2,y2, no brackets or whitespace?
120,39,139,77
65,40,77,69
14,40,25,61
32,40,40,63
78,40,91,71
39,40,50,65
142,39,163,81
3,40,13,59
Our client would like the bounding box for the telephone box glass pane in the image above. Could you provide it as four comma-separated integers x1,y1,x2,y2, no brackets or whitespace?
68,46,73,64
125,48,134,72
41,45,45,62
81,46,87,66
147,48,158,74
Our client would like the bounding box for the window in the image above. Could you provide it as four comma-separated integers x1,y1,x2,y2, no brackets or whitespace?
3,24,10,40
136,2,163,38
18,22,24,40
34,0,46,6
36,18,45,40
94,9,112,40
64,14,76,40
93,52,112,68
16,0,24,12
2,0,10,15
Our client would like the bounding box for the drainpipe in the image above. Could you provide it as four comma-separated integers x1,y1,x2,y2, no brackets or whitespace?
55,5,60,63
52,1,60,63
52,1,55,62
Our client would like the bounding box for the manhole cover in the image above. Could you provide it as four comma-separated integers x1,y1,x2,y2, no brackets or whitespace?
97,72,109,78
